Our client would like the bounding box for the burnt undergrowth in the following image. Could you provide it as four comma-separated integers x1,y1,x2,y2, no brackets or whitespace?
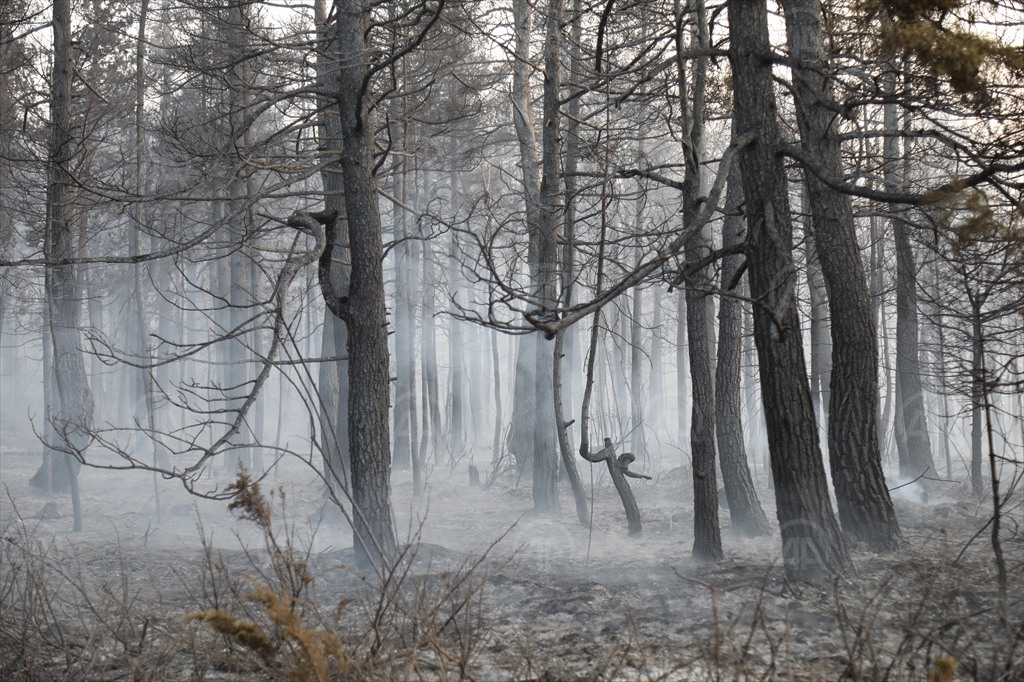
1,473,1021,681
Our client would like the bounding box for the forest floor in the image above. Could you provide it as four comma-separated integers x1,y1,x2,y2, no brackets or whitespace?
1,449,1022,681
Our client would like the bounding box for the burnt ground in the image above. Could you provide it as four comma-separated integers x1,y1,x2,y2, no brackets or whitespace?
1,450,1022,681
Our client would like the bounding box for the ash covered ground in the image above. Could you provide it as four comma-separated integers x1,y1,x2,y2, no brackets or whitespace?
1,451,1021,681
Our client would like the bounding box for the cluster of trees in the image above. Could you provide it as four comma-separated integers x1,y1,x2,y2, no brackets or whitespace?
0,0,1021,579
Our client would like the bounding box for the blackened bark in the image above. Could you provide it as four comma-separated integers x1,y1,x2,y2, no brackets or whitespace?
686,270,722,560
741,282,766,485
508,0,540,475
869,206,893,461
629,269,646,463
392,168,413,470
630,143,647,462
44,0,93,532
678,0,723,562
804,213,830,431
676,289,688,448
581,439,651,535
894,220,934,479
716,160,771,537
884,84,933,479
554,330,589,525
532,0,564,513
728,0,849,581
334,0,397,567
448,128,466,460
561,3,581,439
971,306,984,498
314,0,350,493
781,0,903,550
554,7,589,525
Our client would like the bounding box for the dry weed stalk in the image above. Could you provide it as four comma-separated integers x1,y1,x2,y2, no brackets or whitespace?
183,471,506,681
1,474,506,681
1,500,177,681
827,537,1023,681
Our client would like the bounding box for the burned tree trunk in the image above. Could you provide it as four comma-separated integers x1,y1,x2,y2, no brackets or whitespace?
531,0,564,514
41,0,93,532
885,83,934,480
554,330,590,526
581,438,651,536
728,0,849,581
678,0,723,562
508,0,540,476
715,157,771,537
330,0,398,567
781,0,903,550
313,0,350,494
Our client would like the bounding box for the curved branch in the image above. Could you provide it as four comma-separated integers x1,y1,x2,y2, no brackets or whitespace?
287,209,346,320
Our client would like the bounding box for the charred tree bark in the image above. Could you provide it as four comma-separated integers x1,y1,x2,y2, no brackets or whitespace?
741,283,766,486
728,0,849,581
332,0,398,567
554,4,589,525
531,0,564,513
582,438,651,536
970,303,984,498
716,158,771,537
676,289,689,450
870,205,894,463
781,0,903,550
42,0,93,532
629,139,647,463
629,271,646,464
508,0,540,476
885,84,934,479
314,0,350,494
894,222,934,478
804,213,830,433
554,330,589,526
392,164,413,471
677,0,723,562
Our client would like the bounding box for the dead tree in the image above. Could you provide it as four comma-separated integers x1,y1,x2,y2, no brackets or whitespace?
581,437,651,536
